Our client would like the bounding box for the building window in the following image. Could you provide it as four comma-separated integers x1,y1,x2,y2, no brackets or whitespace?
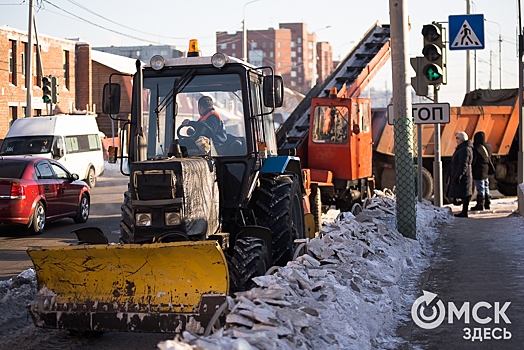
251,42,257,49
292,61,296,67
277,42,281,48
291,51,296,58
232,43,236,49
298,47,301,53
290,81,296,87
308,42,313,49
270,52,274,58
291,71,297,77
298,37,302,44
232,53,236,57
298,67,302,73
34,45,41,86
308,53,313,59
291,41,295,48
9,40,16,85
270,42,274,48
21,43,27,86
262,42,266,48
63,50,70,90
278,62,281,68
298,77,302,83
9,106,17,125
220,43,227,50
278,52,281,58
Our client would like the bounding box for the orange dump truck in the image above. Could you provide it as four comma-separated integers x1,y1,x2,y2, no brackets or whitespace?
372,88,520,200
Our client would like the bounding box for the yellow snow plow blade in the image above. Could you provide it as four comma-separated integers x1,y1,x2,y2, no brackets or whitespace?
26,240,228,333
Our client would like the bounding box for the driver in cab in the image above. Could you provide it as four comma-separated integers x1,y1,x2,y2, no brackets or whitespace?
182,96,227,153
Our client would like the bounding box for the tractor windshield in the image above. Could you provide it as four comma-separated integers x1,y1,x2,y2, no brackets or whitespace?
143,73,246,158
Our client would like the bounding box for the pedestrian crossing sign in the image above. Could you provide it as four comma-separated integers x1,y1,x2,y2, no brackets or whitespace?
448,14,485,51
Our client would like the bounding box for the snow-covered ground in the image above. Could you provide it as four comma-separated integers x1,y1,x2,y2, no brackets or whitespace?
0,194,517,349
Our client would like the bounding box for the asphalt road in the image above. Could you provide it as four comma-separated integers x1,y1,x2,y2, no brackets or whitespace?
0,174,128,281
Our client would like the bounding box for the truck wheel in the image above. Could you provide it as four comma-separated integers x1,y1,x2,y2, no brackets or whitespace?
414,166,434,201
86,167,96,188
73,193,90,223
497,181,517,196
228,237,270,293
251,173,305,266
29,202,45,235
310,187,322,234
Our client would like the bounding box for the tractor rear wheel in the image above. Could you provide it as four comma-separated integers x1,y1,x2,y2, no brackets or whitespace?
251,173,305,266
228,237,270,293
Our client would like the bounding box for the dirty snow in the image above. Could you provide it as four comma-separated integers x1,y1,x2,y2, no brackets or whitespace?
0,193,516,349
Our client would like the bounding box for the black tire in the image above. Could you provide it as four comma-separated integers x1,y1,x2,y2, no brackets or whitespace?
251,174,305,266
86,167,96,188
228,237,270,293
29,202,45,235
73,193,90,223
310,188,322,233
414,166,434,201
497,181,517,196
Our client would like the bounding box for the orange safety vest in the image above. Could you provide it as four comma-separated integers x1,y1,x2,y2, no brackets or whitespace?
198,109,223,122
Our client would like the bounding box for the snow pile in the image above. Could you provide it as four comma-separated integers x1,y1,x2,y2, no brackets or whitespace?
159,196,450,350
0,270,37,337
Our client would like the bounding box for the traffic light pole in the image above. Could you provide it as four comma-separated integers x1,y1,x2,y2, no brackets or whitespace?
25,0,34,118
433,86,443,207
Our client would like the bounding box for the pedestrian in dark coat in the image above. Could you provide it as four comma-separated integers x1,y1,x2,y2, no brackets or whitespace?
470,131,493,210
447,131,473,217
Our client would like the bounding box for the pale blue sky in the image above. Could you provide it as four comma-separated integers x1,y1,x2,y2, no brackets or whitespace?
0,0,520,105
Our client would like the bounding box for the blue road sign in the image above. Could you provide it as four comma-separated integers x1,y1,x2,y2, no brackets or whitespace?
448,14,485,50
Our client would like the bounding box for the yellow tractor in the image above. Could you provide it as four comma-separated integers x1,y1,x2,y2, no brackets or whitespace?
26,41,311,334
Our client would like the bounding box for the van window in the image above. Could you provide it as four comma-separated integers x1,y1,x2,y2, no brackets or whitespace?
0,136,53,155
65,134,101,153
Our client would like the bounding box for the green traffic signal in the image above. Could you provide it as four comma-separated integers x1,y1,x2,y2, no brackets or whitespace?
42,76,52,104
423,64,443,82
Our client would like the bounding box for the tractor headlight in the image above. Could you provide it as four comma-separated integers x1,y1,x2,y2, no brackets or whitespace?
136,213,152,226
211,53,229,68
165,212,181,226
150,55,165,71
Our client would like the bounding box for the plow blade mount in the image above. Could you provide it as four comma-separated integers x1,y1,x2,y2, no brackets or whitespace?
27,240,229,333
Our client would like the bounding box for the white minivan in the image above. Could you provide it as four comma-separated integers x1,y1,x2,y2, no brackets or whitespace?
0,115,104,187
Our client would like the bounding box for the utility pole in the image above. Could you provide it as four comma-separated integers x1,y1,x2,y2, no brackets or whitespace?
466,0,471,93
389,0,416,239
25,0,34,118
518,0,524,187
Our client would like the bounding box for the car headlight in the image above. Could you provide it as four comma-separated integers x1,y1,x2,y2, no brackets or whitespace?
136,213,152,226
165,212,181,226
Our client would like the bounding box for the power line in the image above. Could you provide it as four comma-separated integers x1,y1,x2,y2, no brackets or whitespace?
42,0,163,44
64,0,186,41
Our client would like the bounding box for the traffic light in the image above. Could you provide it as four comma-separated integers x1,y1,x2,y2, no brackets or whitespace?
421,22,447,85
51,76,59,104
410,56,429,96
42,76,52,103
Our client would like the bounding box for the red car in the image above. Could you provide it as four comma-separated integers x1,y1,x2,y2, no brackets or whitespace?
0,156,90,234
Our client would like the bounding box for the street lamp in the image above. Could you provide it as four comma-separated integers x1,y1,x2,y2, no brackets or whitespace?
311,25,331,88
243,0,260,62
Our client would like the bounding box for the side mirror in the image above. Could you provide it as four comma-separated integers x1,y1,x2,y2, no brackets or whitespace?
108,146,118,164
263,75,284,108
102,83,121,115
71,173,79,180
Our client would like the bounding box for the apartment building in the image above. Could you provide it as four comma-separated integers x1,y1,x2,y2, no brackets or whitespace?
216,22,333,94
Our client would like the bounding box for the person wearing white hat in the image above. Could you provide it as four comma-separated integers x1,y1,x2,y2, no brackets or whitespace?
446,131,474,217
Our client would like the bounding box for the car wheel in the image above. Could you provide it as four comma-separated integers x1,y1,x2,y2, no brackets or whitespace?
86,167,96,188
73,194,90,224
29,202,45,235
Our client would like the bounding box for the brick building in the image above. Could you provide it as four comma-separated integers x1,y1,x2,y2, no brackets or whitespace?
0,26,81,139
216,22,333,94
0,26,139,141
